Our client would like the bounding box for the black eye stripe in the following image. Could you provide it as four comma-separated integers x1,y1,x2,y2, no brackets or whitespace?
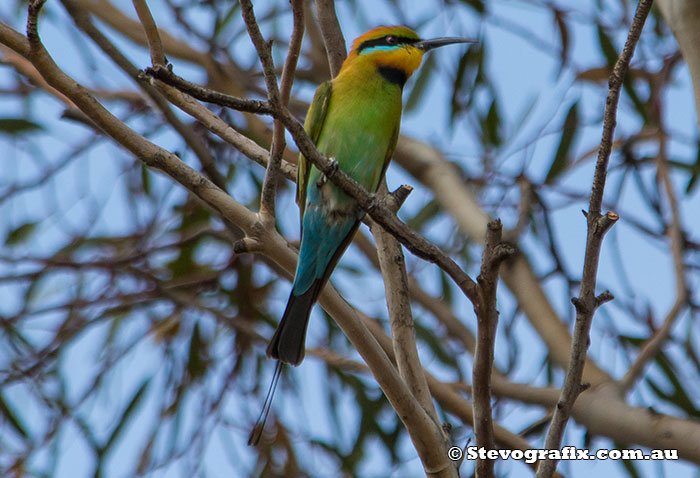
357,35,418,53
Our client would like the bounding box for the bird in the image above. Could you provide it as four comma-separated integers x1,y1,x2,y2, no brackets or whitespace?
249,25,475,446
267,25,475,366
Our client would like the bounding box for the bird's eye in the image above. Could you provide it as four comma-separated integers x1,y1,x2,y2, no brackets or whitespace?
385,35,398,45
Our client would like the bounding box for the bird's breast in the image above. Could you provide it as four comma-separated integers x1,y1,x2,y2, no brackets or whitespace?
305,73,403,213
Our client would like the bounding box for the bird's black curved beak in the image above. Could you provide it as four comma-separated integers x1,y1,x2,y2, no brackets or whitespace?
415,37,477,52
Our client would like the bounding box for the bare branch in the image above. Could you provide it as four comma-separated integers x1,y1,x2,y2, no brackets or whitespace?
370,183,441,425
536,1,653,476
60,0,228,190
4,11,256,235
309,348,542,472
369,183,456,477
394,138,612,385
239,0,280,105
472,220,513,478
147,65,273,114
313,0,346,77
27,0,46,44
357,304,538,474
260,0,304,222
132,0,165,66
152,79,296,181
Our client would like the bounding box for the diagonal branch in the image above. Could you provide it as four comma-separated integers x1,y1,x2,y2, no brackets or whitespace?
148,65,480,306
60,0,228,191
146,66,273,114
151,79,296,181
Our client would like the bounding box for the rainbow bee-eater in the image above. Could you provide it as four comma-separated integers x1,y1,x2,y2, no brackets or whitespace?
268,26,474,366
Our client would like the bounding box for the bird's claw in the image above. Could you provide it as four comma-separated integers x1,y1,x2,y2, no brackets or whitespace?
327,159,339,177
316,158,339,188
367,193,379,213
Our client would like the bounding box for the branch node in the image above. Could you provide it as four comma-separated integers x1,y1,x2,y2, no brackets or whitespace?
441,422,452,436
389,185,413,211
594,210,619,237
493,243,516,264
595,290,614,307
233,237,262,253
571,297,587,313
375,185,414,214
486,218,503,238
367,193,379,214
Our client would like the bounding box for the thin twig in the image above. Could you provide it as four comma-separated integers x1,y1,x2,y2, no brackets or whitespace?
259,0,304,222
536,1,653,476
132,0,165,66
152,79,296,181
146,65,273,115
27,0,46,43
472,220,513,478
239,0,280,105
60,0,228,191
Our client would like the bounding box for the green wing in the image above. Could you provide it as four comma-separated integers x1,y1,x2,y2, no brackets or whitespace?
380,125,400,186
297,81,332,223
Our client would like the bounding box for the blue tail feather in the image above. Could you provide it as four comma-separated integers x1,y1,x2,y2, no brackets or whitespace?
267,204,361,365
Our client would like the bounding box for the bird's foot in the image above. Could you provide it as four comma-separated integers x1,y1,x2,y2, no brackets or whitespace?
326,158,339,177
367,193,379,213
316,157,338,188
